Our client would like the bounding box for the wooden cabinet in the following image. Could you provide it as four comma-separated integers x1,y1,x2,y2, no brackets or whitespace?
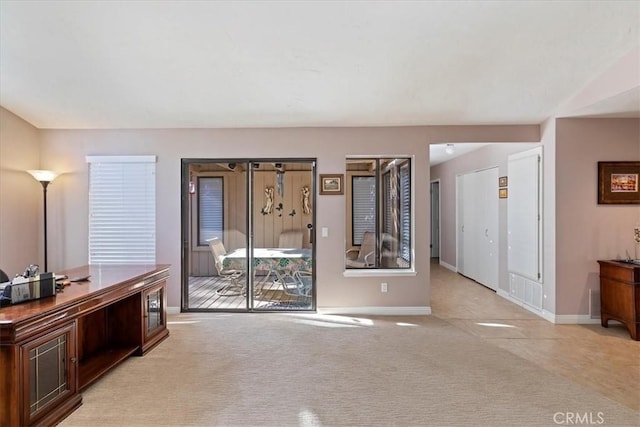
597,260,640,340
0,264,170,426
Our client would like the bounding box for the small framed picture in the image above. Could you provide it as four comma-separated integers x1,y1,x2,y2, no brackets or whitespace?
499,188,508,199
499,176,508,187
598,161,640,204
320,174,344,195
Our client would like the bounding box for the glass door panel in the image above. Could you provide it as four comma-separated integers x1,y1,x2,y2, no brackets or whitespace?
185,160,249,310
251,160,314,311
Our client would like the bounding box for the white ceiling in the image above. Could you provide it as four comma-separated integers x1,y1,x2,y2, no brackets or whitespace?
0,1,638,130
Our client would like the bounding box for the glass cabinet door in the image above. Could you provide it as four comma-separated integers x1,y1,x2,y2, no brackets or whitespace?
144,283,166,341
22,322,77,425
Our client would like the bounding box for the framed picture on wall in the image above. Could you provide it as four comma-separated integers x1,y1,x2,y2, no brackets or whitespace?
319,174,344,195
598,161,640,204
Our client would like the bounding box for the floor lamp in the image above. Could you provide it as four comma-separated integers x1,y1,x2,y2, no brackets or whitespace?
27,170,59,272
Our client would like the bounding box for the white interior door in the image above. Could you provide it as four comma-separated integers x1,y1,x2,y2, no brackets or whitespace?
457,167,499,290
462,173,477,278
508,147,543,282
481,168,499,290
456,175,464,274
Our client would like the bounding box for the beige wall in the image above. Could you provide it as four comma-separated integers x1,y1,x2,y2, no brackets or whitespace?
555,118,640,315
0,108,42,276
34,125,537,310
37,127,428,309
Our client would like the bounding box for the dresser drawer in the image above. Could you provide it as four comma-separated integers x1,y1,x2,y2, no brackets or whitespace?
599,262,640,284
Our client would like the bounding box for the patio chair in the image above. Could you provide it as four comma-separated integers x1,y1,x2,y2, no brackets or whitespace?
207,238,245,296
278,230,304,248
280,269,312,297
346,231,376,268
275,230,305,288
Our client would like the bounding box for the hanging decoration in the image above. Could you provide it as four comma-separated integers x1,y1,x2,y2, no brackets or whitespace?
261,187,274,215
277,171,285,197
301,186,311,215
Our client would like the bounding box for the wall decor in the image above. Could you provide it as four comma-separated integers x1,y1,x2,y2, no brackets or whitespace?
301,186,311,214
320,174,344,195
499,176,508,187
261,186,274,214
598,161,640,204
499,188,508,199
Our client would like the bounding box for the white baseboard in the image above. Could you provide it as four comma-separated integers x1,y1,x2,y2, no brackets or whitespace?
540,309,557,323
495,291,601,324
318,306,431,316
168,306,431,316
439,260,457,272
550,314,601,324
497,289,546,318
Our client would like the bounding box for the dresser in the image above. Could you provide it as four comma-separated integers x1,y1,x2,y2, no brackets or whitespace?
0,264,170,426
597,260,640,341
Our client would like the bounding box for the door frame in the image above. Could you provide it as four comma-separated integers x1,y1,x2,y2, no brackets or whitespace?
180,158,317,312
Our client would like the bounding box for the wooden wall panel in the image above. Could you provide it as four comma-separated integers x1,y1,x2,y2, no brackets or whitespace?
190,167,313,276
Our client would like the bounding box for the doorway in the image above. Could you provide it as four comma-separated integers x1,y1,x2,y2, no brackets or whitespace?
430,180,440,259
181,159,316,311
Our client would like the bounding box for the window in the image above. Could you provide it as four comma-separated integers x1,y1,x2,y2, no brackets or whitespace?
198,177,224,246
346,157,412,270
87,156,156,264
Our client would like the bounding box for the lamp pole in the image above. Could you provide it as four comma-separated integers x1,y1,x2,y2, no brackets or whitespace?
27,170,58,272
41,180,50,272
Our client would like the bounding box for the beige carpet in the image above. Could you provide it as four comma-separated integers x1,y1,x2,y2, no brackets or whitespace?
60,312,639,427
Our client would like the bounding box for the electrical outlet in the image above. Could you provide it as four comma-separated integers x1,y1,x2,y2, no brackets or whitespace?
381,282,388,293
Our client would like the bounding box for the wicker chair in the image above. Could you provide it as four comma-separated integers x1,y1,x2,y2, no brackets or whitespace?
207,238,245,296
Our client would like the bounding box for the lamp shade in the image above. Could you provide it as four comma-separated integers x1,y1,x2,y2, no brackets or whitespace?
27,170,59,182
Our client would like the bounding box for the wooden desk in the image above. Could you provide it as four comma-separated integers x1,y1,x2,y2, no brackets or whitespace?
0,264,170,427
597,260,640,341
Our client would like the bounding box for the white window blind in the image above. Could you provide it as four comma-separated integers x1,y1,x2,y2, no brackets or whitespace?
383,173,393,248
399,163,411,263
198,177,224,245
87,156,156,264
352,176,376,245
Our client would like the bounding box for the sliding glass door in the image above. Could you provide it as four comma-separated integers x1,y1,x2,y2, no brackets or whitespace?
181,159,315,312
